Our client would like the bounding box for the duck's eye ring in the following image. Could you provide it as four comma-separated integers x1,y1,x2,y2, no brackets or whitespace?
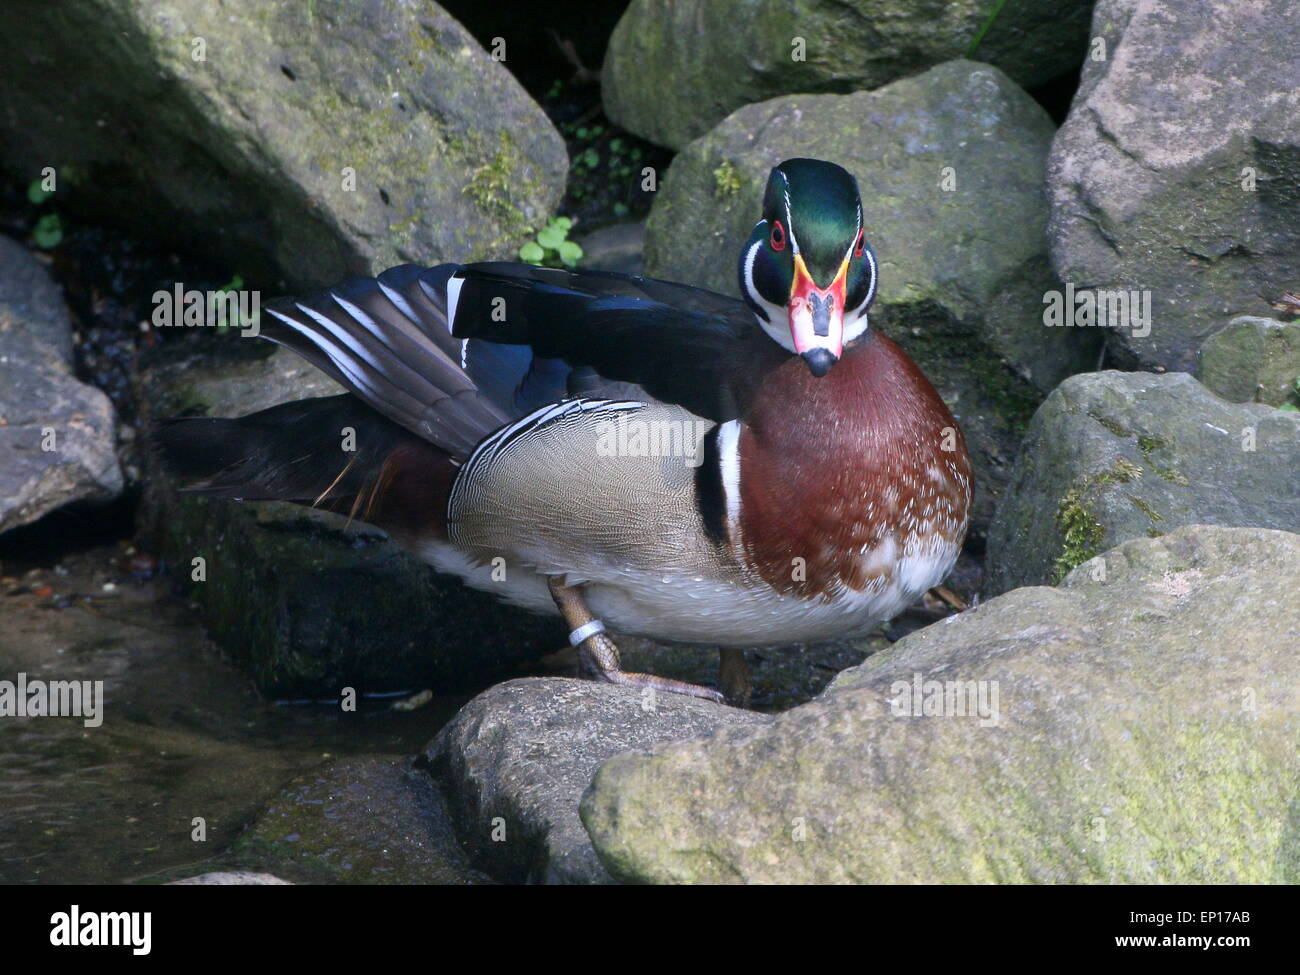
853,229,865,258
770,220,786,252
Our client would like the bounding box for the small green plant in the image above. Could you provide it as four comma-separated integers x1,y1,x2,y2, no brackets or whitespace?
1279,375,1300,411
967,0,1010,57
27,179,53,205
32,213,63,249
713,159,743,198
519,216,582,268
27,177,64,249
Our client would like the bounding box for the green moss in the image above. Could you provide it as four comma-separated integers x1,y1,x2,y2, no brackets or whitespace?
1052,458,1145,581
454,130,545,257
1137,435,1168,454
1106,457,1142,484
1053,487,1105,583
1088,411,1130,438
1133,433,1188,484
712,159,743,198
1127,494,1165,525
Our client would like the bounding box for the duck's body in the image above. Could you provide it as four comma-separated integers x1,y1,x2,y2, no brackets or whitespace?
157,159,971,702
429,329,967,646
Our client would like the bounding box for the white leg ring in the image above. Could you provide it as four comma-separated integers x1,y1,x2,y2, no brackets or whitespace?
568,619,606,646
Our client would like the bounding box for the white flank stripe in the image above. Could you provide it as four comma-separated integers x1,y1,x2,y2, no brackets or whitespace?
717,419,743,530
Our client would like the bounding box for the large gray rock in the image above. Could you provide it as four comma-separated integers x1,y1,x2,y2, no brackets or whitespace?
985,370,1300,593
581,525,1300,884
643,61,1098,530
0,236,123,534
1047,0,1300,372
137,337,564,698
1197,317,1300,409
423,678,766,884
603,0,1093,149
0,0,566,289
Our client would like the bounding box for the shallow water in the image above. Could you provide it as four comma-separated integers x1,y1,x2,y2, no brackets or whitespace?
0,544,471,884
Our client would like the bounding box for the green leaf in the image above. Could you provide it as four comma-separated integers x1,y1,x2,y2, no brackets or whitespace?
32,213,63,249
1278,402,1299,412
557,240,583,266
582,148,599,169
552,216,573,231
27,180,52,205
536,226,565,249
967,0,1010,57
518,241,545,263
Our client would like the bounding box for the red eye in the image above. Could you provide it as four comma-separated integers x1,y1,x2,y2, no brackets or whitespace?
853,230,865,258
770,220,786,251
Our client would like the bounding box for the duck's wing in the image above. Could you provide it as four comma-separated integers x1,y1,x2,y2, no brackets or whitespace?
261,262,756,462
445,262,756,423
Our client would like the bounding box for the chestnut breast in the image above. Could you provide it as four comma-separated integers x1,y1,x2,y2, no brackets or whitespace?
736,330,972,599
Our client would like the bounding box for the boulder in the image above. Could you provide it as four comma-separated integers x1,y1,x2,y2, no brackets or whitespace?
0,0,567,289
603,0,1094,149
1047,0,1300,372
581,525,1300,884
137,336,564,698
235,756,489,884
0,236,123,534
985,370,1300,593
642,61,1099,530
1197,317,1300,409
422,678,766,884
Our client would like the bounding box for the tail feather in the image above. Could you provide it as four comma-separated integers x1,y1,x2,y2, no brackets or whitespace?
154,394,457,539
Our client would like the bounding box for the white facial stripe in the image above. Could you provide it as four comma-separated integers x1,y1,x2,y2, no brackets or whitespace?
859,245,878,311
743,234,794,350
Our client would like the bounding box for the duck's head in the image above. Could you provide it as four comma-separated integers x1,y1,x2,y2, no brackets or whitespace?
738,158,878,377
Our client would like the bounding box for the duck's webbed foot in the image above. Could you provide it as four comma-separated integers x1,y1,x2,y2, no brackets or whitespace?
547,576,725,704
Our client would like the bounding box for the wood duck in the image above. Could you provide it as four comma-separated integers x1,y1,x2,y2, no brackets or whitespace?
157,158,972,705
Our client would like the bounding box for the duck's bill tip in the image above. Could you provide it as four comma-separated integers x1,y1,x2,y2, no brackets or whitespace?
800,347,838,377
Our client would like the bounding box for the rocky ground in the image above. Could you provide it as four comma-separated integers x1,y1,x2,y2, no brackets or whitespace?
0,0,1297,884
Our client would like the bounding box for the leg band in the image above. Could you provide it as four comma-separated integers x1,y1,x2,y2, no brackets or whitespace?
568,619,606,646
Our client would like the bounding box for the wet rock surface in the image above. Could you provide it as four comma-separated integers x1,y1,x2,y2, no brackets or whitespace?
0,235,123,534
581,526,1300,884
985,371,1300,593
235,755,489,884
